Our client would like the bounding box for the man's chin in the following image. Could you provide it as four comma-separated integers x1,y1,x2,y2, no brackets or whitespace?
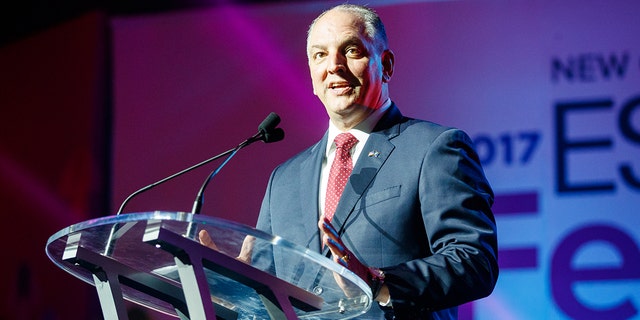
325,102,357,115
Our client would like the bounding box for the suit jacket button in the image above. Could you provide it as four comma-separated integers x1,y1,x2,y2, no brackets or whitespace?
312,286,324,295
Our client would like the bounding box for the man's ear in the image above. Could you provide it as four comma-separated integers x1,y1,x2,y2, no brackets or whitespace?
381,50,395,83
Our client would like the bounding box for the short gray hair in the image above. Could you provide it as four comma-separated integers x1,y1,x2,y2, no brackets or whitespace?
307,4,389,52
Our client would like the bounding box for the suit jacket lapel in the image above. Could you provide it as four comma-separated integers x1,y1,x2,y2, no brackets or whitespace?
299,132,328,253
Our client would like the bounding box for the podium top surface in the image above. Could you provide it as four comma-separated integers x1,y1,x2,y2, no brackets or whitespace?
46,211,372,319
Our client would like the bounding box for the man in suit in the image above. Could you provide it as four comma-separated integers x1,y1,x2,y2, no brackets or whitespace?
254,4,498,319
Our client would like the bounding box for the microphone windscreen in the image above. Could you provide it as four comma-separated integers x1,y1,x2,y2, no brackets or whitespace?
258,112,281,133
263,128,284,143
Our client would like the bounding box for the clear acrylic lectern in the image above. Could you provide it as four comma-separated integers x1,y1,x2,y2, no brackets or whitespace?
45,211,372,319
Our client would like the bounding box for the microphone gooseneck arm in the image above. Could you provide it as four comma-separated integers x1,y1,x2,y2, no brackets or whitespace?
108,112,283,254
116,147,236,215
190,115,285,214
190,133,256,215
116,112,283,215
191,114,285,215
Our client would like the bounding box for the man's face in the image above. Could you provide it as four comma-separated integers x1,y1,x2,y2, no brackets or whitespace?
307,10,390,126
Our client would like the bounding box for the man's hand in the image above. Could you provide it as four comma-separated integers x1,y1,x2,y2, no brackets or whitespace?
318,216,389,303
198,229,220,251
198,229,253,264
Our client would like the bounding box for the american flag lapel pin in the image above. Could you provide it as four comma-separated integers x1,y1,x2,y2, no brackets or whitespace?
368,150,380,158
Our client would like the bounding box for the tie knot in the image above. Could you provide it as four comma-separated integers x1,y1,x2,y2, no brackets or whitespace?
334,133,358,150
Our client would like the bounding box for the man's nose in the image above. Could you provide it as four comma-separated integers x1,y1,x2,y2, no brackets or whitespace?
327,53,346,74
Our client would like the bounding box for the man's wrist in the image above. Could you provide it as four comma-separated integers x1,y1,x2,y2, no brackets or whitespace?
368,267,386,300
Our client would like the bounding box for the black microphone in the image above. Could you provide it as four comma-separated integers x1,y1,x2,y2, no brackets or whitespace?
258,112,280,133
250,112,284,144
190,112,284,215
115,112,284,215
258,112,285,143
263,128,284,143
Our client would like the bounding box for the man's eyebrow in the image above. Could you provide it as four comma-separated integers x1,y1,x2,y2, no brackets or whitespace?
309,38,364,50
342,36,371,50
343,39,364,47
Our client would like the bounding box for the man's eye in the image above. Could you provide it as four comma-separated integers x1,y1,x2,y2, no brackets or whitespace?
313,52,326,60
346,47,362,57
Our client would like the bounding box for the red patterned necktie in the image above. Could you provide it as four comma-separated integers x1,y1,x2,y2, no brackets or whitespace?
325,133,358,221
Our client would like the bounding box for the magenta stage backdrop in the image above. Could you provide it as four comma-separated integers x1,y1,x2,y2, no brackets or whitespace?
112,1,640,319
1,12,108,319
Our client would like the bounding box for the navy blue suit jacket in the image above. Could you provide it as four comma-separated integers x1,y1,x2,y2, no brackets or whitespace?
256,104,498,319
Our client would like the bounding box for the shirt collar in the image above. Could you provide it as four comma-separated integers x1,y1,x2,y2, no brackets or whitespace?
326,99,392,155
